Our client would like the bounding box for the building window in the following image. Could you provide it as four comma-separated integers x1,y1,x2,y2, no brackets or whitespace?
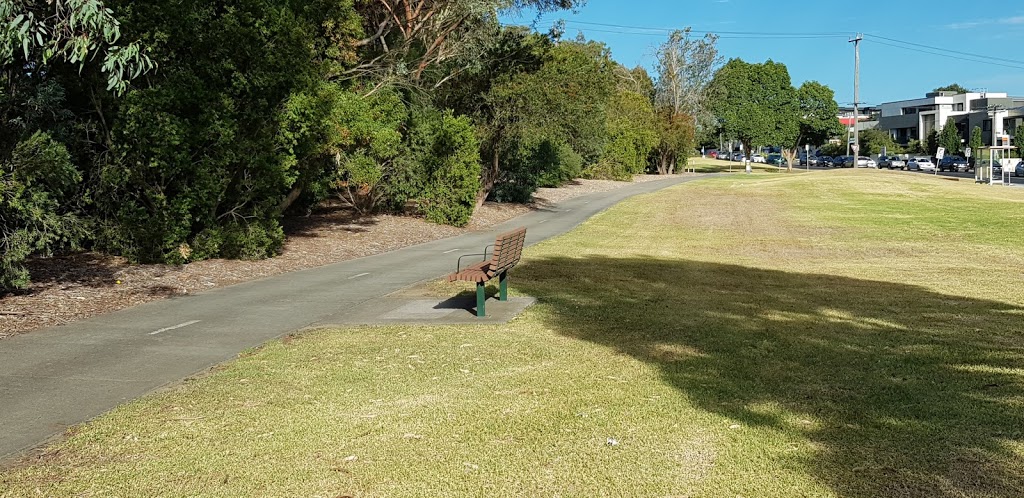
983,120,992,132
955,103,964,111
903,107,917,115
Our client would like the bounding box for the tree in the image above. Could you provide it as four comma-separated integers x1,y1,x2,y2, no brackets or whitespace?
483,38,616,203
926,129,939,156
796,81,843,147
350,0,582,93
1,132,87,290
653,111,695,175
1,0,155,95
970,126,983,166
615,65,655,104
1015,125,1024,157
858,129,901,156
92,0,366,263
654,28,721,142
938,117,961,154
934,83,970,94
709,58,799,159
781,148,799,171
592,87,658,180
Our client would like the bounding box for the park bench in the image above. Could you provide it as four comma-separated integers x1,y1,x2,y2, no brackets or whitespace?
447,227,527,317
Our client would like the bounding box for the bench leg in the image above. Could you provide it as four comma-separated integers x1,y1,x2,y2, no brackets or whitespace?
499,271,508,301
476,282,486,317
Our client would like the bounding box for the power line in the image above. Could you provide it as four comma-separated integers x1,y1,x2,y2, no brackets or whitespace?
553,19,849,37
566,25,843,39
862,39,1024,71
865,33,1024,66
534,17,1024,71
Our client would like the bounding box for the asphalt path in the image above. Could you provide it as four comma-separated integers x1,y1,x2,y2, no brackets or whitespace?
0,174,716,461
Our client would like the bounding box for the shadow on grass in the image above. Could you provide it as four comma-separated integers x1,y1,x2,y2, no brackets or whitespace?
515,256,1024,497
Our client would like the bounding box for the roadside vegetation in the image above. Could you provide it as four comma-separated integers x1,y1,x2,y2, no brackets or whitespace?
3,171,1022,496
1,0,732,291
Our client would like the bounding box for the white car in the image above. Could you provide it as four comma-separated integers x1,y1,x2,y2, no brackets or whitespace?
751,154,766,163
907,157,936,172
856,156,877,168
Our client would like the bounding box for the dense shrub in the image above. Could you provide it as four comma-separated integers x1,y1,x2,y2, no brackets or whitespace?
92,0,362,264
419,112,481,226
330,89,407,214
490,137,580,202
1,132,86,290
590,89,658,180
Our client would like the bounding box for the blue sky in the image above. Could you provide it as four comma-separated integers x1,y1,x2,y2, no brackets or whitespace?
504,0,1024,106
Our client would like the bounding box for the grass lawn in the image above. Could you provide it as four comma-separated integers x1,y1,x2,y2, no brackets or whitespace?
686,155,794,174
3,170,1024,497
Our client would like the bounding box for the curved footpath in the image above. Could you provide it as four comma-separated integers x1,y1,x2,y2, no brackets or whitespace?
0,174,715,461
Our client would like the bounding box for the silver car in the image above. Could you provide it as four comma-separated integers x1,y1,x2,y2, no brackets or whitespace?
908,157,936,172
856,156,877,168
879,156,906,169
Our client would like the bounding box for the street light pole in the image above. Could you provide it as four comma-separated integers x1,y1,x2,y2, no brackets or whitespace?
850,34,863,158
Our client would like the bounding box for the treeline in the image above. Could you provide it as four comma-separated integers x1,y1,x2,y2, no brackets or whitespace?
1,0,719,290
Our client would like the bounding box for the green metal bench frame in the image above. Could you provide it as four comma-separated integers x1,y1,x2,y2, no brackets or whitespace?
447,227,527,317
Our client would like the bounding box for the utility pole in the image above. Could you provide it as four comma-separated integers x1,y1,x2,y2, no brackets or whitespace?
850,33,863,159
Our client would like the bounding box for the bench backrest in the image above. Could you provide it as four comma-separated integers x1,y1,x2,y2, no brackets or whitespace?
488,227,527,276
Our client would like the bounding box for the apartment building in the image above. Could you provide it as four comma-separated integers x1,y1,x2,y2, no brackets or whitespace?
877,91,1024,147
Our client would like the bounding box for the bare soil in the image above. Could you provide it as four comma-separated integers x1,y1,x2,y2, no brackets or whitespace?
0,176,675,339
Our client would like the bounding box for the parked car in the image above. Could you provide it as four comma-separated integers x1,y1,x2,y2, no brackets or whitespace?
837,155,855,167
731,152,744,161
907,157,936,172
1015,161,1024,177
751,153,766,163
938,155,969,172
818,155,834,167
767,153,783,165
856,156,877,168
878,156,906,169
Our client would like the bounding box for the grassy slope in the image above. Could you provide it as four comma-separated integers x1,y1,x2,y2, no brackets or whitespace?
2,170,1023,497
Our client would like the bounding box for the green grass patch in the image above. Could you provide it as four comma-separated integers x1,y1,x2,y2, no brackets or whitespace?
686,156,793,173
3,170,1024,497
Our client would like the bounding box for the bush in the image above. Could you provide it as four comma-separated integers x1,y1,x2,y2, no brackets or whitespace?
583,160,630,181
420,112,481,226
92,0,362,264
0,132,86,290
536,139,583,187
492,137,580,202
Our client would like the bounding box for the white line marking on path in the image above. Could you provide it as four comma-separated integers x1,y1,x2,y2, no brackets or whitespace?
349,273,371,279
564,209,573,212
539,220,548,224
149,320,201,336
443,248,460,254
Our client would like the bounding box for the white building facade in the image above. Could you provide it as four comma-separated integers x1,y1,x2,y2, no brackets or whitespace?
877,91,1024,147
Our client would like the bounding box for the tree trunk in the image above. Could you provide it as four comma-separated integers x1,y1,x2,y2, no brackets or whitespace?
475,147,500,210
657,152,670,175
278,185,303,213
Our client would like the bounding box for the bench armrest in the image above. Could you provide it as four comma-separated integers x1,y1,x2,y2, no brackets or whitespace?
456,253,487,273
454,243,497,273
